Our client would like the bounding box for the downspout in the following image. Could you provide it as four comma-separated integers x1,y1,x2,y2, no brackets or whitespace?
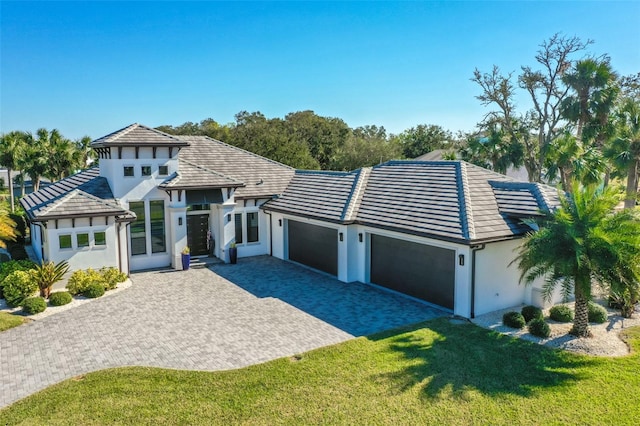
116,222,122,274
265,211,273,256
470,243,486,319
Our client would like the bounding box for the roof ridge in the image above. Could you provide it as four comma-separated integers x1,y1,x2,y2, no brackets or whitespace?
180,135,295,171
342,167,371,221
458,162,476,240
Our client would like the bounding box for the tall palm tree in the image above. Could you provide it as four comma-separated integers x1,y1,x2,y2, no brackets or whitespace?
514,183,640,337
0,131,28,212
74,135,96,170
561,58,619,145
545,132,606,191
605,98,640,209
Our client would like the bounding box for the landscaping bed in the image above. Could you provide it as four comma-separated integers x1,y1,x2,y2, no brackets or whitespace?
472,300,640,356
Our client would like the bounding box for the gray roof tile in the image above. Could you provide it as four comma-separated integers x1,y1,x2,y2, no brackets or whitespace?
159,159,245,190
20,168,134,221
177,136,294,199
91,123,189,148
263,160,561,244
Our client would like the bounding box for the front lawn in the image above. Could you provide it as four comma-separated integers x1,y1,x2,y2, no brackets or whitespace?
1,318,639,425
0,311,25,332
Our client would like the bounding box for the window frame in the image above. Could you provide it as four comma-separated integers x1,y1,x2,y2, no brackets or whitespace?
149,200,166,253
76,232,90,248
129,201,147,256
158,165,169,176
58,234,72,250
123,166,135,177
94,231,107,247
141,165,152,177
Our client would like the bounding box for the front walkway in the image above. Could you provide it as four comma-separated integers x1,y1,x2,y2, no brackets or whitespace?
0,256,444,408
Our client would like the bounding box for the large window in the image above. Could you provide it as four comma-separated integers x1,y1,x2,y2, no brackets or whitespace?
150,200,166,253
130,201,146,255
234,213,243,244
247,212,259,243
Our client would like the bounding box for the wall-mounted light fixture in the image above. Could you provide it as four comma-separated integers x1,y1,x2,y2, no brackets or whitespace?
458,254,465,266
178,217,183,226
358,233,363,243
278,219,282,227
339,232,344,242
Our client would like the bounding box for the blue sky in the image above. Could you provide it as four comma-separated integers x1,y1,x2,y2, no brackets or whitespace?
1,1,639,140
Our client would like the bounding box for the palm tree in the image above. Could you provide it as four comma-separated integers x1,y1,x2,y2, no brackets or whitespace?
605,98,640,209
74,136,96,170
514,183,640,337
31,260,70,298
0,131,28,212
545,132,606,191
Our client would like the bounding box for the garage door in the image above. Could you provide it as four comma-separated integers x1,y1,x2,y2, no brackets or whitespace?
288,220,338,276
370,234,455,310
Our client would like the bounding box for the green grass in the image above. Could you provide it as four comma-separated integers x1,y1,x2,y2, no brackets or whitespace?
2,318,640,425
0,311,25,331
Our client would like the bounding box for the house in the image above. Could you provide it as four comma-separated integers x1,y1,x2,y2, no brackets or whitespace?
262,161,563,318
21,123,563,318
20,123,294,272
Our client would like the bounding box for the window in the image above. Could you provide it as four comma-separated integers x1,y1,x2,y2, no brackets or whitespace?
187,204,209,212
94,231,106,246
141,166,152,176
77,233,89,248
59,234,72,249
150,200,166,253
158,165,169,176
123,166,134,177
234,213,243,244
247,212,259,243
130,201,146,255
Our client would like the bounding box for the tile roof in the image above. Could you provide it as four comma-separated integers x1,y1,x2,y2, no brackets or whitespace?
91,123,189,148
159,159,245,190
20,168,134,221
263,160,561,244
265,170,361,222
177,136,295,199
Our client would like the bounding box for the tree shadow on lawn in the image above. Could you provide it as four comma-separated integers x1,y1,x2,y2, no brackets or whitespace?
370,318,599,399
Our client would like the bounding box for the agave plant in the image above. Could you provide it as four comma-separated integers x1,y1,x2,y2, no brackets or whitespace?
31,260,70,298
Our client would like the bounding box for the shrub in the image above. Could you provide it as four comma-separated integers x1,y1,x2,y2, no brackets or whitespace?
528,318,551,338
2,270,38,307
503,311,526,329
588,301,608,324
0,260,36,298
6,243,28,261
22,297,47,315
49,291,72,306
99,267,127,290
83,283,105,299
521,305,543,323
550,305,574,322
67,268,105,295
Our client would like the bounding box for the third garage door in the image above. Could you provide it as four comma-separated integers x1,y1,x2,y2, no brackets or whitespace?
370,234,455,310
288,220,338,276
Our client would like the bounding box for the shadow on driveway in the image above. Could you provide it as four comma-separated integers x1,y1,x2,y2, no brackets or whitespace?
210,256,445,337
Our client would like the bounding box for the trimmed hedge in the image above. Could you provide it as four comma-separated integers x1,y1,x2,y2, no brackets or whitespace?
49,291,72,306
503,311,526,329
2,270,38,307
528,318,551,338
22,297,47,315
588,302,608,324
550,305,574,322
83,283,105,299
99,267,127,290
67,268,105,295
521,305,543,323
0,260,36,298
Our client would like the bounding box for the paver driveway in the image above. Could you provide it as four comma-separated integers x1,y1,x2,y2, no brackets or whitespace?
0,256,444,408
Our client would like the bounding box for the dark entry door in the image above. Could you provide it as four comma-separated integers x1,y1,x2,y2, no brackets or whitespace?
370,234,455,310
287,220,338,276
187,214,209,256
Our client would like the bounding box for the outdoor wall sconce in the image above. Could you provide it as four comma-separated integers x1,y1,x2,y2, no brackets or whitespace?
278,219,282,227
178,217,183,226
339,232,344,242
459,254,465,266
358,233,363,243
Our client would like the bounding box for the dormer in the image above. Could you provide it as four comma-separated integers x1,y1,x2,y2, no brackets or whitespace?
91,123,189,199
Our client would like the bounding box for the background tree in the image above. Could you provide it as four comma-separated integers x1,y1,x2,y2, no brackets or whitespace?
331,125,401,171
514,183,640,337
460,121,523,174
397,124,451,158
545,132,606,191
0,203,17,249
0,131,29,212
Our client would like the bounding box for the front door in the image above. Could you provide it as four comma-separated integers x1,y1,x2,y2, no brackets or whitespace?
187,214,209,256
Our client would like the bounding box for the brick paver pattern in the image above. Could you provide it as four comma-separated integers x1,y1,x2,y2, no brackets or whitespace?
0,256,444,408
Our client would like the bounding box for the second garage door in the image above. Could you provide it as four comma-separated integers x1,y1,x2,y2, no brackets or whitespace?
287,220,338,276
370,234,455,310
